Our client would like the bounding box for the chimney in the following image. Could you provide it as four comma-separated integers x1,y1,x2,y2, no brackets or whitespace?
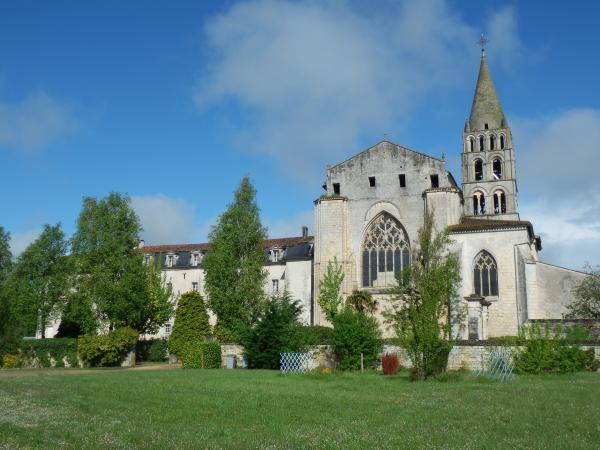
301,226,308,238
138,239,145,249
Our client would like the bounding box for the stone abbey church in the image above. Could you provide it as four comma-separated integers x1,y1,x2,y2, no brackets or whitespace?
137,52,586,340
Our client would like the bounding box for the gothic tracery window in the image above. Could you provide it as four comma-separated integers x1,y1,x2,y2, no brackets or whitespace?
473,251,498,296
362,213,410,287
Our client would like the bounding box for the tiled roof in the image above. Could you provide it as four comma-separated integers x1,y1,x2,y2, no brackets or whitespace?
141,235,314,254
448,218,533,234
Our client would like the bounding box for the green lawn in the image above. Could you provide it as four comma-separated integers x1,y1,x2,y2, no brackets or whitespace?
0,368,599,449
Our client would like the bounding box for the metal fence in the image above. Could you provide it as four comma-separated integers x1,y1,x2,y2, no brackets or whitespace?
280,352,313,374
475,346,516,382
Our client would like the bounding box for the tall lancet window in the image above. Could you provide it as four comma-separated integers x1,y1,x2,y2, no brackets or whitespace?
493,191,506,214
473,192,486,215
473,251,498,296
362,213,410,288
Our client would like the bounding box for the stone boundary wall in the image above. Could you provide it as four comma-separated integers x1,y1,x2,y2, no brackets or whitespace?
219,343,600,372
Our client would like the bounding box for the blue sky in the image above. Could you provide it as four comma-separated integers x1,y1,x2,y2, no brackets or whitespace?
1,0,599,270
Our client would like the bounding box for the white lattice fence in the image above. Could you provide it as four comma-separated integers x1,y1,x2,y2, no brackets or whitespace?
280,352,314,374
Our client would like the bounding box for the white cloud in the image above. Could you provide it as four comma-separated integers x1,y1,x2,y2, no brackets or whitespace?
487,6,524,69
514,108,600,269
0,92,77,152
131,194,198,245
196,0,484,184
9,228,41,256
265,210,313,238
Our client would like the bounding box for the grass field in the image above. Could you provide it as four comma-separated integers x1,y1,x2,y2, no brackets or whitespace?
1,368,599,449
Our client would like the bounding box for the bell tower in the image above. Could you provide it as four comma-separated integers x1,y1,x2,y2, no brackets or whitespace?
462,41,519,220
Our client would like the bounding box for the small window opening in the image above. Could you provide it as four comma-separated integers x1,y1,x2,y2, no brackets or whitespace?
479,136,484,151
474,160,483,181
192,281,198,292
490,135,495,150
430,174,439,188
333,183,340,195
494,192,507,214
369,176,376,187
473,193,486,215
469,137,475,152
398,174,406,187
500,135,505,149
492,158,502,180
272,279,279,293
484,123,489,130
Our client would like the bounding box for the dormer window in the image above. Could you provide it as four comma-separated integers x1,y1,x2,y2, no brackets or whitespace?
144,254,152,265
166,254,175,268
190,252,201,267
272,249,280,263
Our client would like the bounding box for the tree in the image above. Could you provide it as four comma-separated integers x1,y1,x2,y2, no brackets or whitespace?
203,177,267,340
385,209,462,380
168,291,211,357
0,226,14,338
332,306,382,370
317,258,344,322
70,192,171,333
240,292,305,369
8,224,69,337
566,265,600,319
346,290,377,314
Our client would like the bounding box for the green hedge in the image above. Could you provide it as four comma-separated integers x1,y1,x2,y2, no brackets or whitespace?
19,338,78,368
181,341,221,369
297,326,335,346
136,339,169,362
332,307,382,371
78,327,139,367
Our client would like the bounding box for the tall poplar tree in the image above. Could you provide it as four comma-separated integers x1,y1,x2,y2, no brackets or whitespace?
203,177,267,340
0,226,14,338
9,224,69,337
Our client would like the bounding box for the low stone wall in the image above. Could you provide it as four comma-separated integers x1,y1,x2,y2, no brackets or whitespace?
218,343,600,372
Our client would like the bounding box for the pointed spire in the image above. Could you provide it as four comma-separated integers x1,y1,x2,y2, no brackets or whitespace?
468,52,507,131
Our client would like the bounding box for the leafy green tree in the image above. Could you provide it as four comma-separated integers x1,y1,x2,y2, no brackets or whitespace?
332,306,382,370
346,289,377,314
70,192,171,333
566,265,600,319
318,258,345,322
240,292,305,369
0,226,15,338
168,291,212,357
8,224,69,337
385,209,461,380
203,177,267,340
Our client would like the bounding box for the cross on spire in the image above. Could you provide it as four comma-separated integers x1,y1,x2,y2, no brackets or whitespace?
477,34,489,56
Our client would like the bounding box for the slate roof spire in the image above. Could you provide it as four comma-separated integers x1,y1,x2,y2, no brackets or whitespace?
468,50,507,131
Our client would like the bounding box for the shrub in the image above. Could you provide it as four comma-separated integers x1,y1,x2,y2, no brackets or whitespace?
78,327,139,367
181,341,221,369
136,339,168,363
297,325,335,346
19,338,78,368
514,322,597,374
240,293,305,369
565,325,593,343
381,353,400,375
168,291,211,357
332,307,382,371
2,354,19,368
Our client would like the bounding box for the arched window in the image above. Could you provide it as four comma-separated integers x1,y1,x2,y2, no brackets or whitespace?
500,134,505,149
493,191,506,214
474,159,483,181
479,135,484,151
490,134,496,150
473,251,498,296
362,213,410,287
492,158,502,179
473,191,486,215
469,137,475,152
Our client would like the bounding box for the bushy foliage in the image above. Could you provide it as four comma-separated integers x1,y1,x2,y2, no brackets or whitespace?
19,338,78,368
1,354,18,368
78,327,139,367
180,341,221,369
381,353,400,375
385,210,461,380
332,307,382,370
0,226,15,341
240,293,305,369
346,290,377,314
514,322,598,374
318,258,344,322
204,177,268,340
297,325,335,346
566,265,600,319
136,339,169,362
168,291,212,357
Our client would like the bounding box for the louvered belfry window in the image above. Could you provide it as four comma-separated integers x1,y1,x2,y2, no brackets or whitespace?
362,213,410,287
473,251,498,296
